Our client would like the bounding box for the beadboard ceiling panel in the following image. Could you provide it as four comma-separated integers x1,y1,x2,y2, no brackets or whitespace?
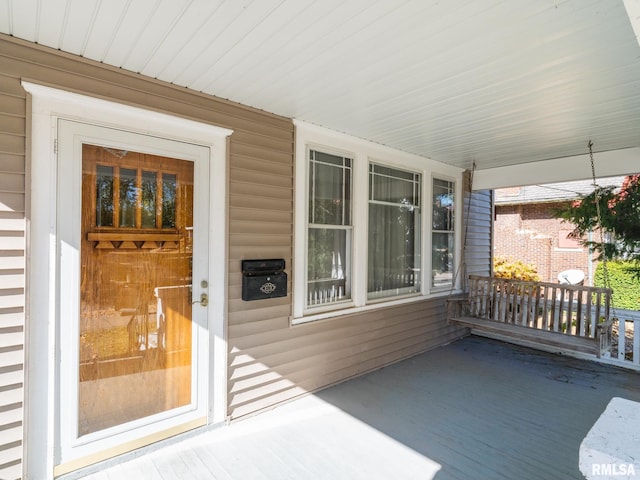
3,0,640,172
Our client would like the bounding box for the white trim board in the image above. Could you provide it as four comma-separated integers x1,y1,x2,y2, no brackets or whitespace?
473,147,640,190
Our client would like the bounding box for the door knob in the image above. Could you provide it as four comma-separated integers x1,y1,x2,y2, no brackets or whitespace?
199,293,208,307
193,293,208,307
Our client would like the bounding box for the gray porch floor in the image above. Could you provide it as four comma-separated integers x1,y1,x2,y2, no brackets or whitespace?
75,337,640,480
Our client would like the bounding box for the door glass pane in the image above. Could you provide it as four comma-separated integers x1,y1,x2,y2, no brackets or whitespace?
80,145,194,436
162,173,177,229
96,165,114,227
119,168,137,227
141,170,157,228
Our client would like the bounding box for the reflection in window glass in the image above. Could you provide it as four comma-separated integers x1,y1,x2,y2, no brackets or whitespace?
368,164,421,300
141,170,157,228
162,174,177,228
96,165,114,227
119,168,137,227
432,178,455,288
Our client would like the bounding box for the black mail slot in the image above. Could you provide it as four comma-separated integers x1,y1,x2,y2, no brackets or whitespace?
242,259,287,301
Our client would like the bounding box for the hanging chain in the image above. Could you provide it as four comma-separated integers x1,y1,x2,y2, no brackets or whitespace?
588,141,614,310
449,161,476,297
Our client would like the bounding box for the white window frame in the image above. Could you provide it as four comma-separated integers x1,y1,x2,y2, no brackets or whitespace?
367,162,422,301
293,120,464,325
430,175,457,292
306,148,354,311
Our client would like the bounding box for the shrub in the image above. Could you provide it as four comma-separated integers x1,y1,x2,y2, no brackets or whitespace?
493,256,541,282
594,261,640,311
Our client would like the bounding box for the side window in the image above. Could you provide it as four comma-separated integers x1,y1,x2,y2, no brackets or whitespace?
307,150,352,308
432,177,455,289
368,164,421,299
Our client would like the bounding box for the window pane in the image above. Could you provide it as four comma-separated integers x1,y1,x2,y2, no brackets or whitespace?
96,165,114,227
119,168,137,227
433,178,454,231
141,170,157,228
162,174,177,228
307,227,350,306
368,165,421,299
309,151,351,226
368,203,421,299
370,164,419,205
432,178,455,289
432,232,454,288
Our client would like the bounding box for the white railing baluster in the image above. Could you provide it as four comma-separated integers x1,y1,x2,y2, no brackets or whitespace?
618,319,626,361
634,319,640,366
602,312,640,370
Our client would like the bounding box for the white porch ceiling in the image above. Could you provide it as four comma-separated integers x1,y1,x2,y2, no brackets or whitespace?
2,0,640,173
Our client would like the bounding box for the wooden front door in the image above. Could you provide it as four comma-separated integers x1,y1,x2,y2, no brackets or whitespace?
56,120,211,471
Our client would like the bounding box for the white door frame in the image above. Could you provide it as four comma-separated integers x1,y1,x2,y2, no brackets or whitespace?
22,82,232,479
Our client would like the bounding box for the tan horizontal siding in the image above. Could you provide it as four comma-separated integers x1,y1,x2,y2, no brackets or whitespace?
228,193,292,212
229,301,445,366
0,154,23,175
0,173,24,194
230,308,449,381
229,182,292,201
230,142,293,165
230,220,292,236
0,115,25,137
230,168,293,189
0,133,24,156
231,130,293,154
229,207,292,225
0,96,25,119
0,62,25,480
0,193,24,214
231,156,293,178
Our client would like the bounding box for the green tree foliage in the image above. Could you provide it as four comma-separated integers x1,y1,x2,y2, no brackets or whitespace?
555,175,640,263
594,261,640,310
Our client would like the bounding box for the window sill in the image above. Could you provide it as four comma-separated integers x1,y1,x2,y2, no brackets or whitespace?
290,290,461,326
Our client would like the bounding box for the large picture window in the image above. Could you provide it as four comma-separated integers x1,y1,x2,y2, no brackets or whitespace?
432,177,455,288
368,164,421,300
307,150,352,308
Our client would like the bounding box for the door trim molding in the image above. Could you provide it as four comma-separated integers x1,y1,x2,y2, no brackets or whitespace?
22,81,232,479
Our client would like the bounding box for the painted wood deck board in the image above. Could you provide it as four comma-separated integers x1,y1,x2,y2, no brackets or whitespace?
72,336,640,480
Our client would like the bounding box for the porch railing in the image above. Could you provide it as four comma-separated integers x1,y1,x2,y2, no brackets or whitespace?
607,308,640,369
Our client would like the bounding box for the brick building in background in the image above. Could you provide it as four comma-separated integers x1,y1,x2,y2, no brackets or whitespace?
494,177,625,285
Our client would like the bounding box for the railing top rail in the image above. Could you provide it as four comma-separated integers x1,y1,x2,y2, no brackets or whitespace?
468,275,612,295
